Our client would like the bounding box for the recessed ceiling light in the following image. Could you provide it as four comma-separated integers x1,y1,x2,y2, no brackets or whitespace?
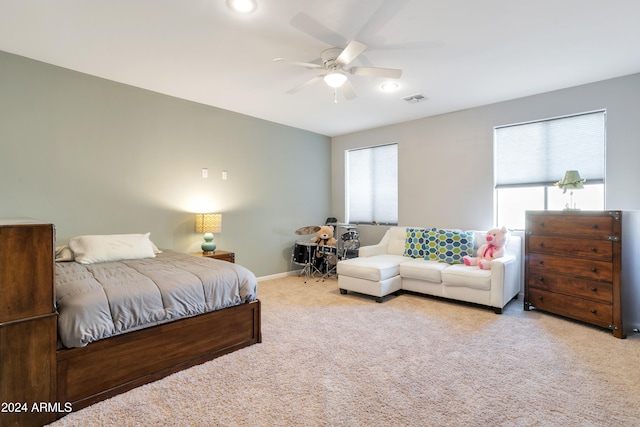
227,0,257,14
381,82,399,92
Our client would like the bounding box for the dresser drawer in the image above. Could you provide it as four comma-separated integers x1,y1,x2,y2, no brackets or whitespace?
527,288,613,327
527,235,612,261
527,214,614,236
527,271,613,303
528,253,613,281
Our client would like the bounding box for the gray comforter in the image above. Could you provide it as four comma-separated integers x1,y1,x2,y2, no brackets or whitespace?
55,251,258,348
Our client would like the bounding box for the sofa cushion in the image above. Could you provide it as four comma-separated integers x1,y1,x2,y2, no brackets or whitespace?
436,229,474,264
337,255,406,282
441,264,492,290
403,227,438,260
399,258,449,282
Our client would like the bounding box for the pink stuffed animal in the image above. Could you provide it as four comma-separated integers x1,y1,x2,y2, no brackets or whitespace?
463,226,509,270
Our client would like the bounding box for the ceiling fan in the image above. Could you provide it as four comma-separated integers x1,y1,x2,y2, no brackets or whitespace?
274,40,402,102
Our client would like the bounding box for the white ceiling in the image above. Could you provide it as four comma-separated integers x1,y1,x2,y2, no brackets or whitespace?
1,0,640,137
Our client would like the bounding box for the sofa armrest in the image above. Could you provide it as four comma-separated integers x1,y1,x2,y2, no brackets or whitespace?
357,229,392,257
489,254,521,309
358,243,388,257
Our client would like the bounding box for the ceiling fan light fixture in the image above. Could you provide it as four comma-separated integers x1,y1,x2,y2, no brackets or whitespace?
227,0,257,14
324,71,347,88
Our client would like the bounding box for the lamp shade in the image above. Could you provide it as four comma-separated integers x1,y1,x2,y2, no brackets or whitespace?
324,71,347,88
555,170,585,193
195,213,222,233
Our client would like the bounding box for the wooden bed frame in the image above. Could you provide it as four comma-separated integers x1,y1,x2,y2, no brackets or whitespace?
56,299,261,413
1,220,262,425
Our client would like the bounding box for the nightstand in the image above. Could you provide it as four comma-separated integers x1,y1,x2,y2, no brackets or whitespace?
192,250,235,263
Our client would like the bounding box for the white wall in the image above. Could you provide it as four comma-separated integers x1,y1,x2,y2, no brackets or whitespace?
0,51,332,277
332,73,640,242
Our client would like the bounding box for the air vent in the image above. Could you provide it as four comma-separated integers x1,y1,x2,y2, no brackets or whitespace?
402,93,428,104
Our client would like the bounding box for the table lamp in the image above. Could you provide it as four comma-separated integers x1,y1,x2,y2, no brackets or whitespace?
195,213,222,253
554,170,585,210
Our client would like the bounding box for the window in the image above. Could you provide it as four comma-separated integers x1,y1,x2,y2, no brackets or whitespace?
495,110,606,229
346,143,398,225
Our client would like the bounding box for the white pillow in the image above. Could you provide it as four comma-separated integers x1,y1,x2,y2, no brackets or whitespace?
55,245,75,262
69,233,156,264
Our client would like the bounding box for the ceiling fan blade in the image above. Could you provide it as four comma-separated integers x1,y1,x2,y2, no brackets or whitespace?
336,40,367,66
273,58,324,70
350,66,402,79
290,13,346,47
355,0,410,44
286,75,324,94
341,79,357,101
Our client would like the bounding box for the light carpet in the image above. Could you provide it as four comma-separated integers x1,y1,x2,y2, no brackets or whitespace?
48,275,640,427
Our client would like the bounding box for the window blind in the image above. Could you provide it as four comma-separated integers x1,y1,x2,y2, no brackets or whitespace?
346,143,398,224
494,110,606,188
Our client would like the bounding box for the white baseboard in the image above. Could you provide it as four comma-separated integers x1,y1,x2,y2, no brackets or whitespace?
257,270,302,282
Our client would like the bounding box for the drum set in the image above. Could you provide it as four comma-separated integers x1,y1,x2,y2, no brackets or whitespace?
292,223,360,282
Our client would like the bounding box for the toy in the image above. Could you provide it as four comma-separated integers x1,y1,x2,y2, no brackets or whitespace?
310,225,337,247
310,225,337,257
463,226,509,270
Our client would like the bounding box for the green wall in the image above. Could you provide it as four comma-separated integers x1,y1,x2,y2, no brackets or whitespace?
0,51,331,277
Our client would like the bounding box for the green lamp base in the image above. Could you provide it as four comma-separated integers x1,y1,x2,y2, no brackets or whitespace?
201,232,217,254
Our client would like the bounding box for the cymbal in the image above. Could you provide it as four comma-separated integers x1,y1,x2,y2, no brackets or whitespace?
295,225,321,235
342,224,358,229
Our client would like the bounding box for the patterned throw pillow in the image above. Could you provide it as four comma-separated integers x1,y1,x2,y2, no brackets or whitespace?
404,228,425,258
423,228,439,261
436,230,474,264
404,228,439,259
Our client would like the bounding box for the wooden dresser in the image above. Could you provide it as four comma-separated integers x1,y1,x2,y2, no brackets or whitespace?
0,219,57,426
524,210,640,339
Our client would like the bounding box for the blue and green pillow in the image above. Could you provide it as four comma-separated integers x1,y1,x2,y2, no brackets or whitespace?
403,227,438,260
437,229,474,264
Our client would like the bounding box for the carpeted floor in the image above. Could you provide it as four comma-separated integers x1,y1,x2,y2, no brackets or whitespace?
48,275,640,427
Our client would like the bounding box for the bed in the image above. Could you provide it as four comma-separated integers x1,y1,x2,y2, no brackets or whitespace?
53,234,261,413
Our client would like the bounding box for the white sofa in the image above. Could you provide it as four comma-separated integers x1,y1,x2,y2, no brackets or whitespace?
336,226,522,313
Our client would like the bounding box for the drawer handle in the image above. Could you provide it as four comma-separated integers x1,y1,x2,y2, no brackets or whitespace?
590,309,597,314
538,296,543,301
539,260,544,265
539,242,544,248
591,268,597,273
591,287,598,292
590,247,597,252
591,224,598,229
537,277,544,282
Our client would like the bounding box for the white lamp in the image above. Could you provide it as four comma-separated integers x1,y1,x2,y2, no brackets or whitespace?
195,213,222,253
324,71,347,88
554,170,586,210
